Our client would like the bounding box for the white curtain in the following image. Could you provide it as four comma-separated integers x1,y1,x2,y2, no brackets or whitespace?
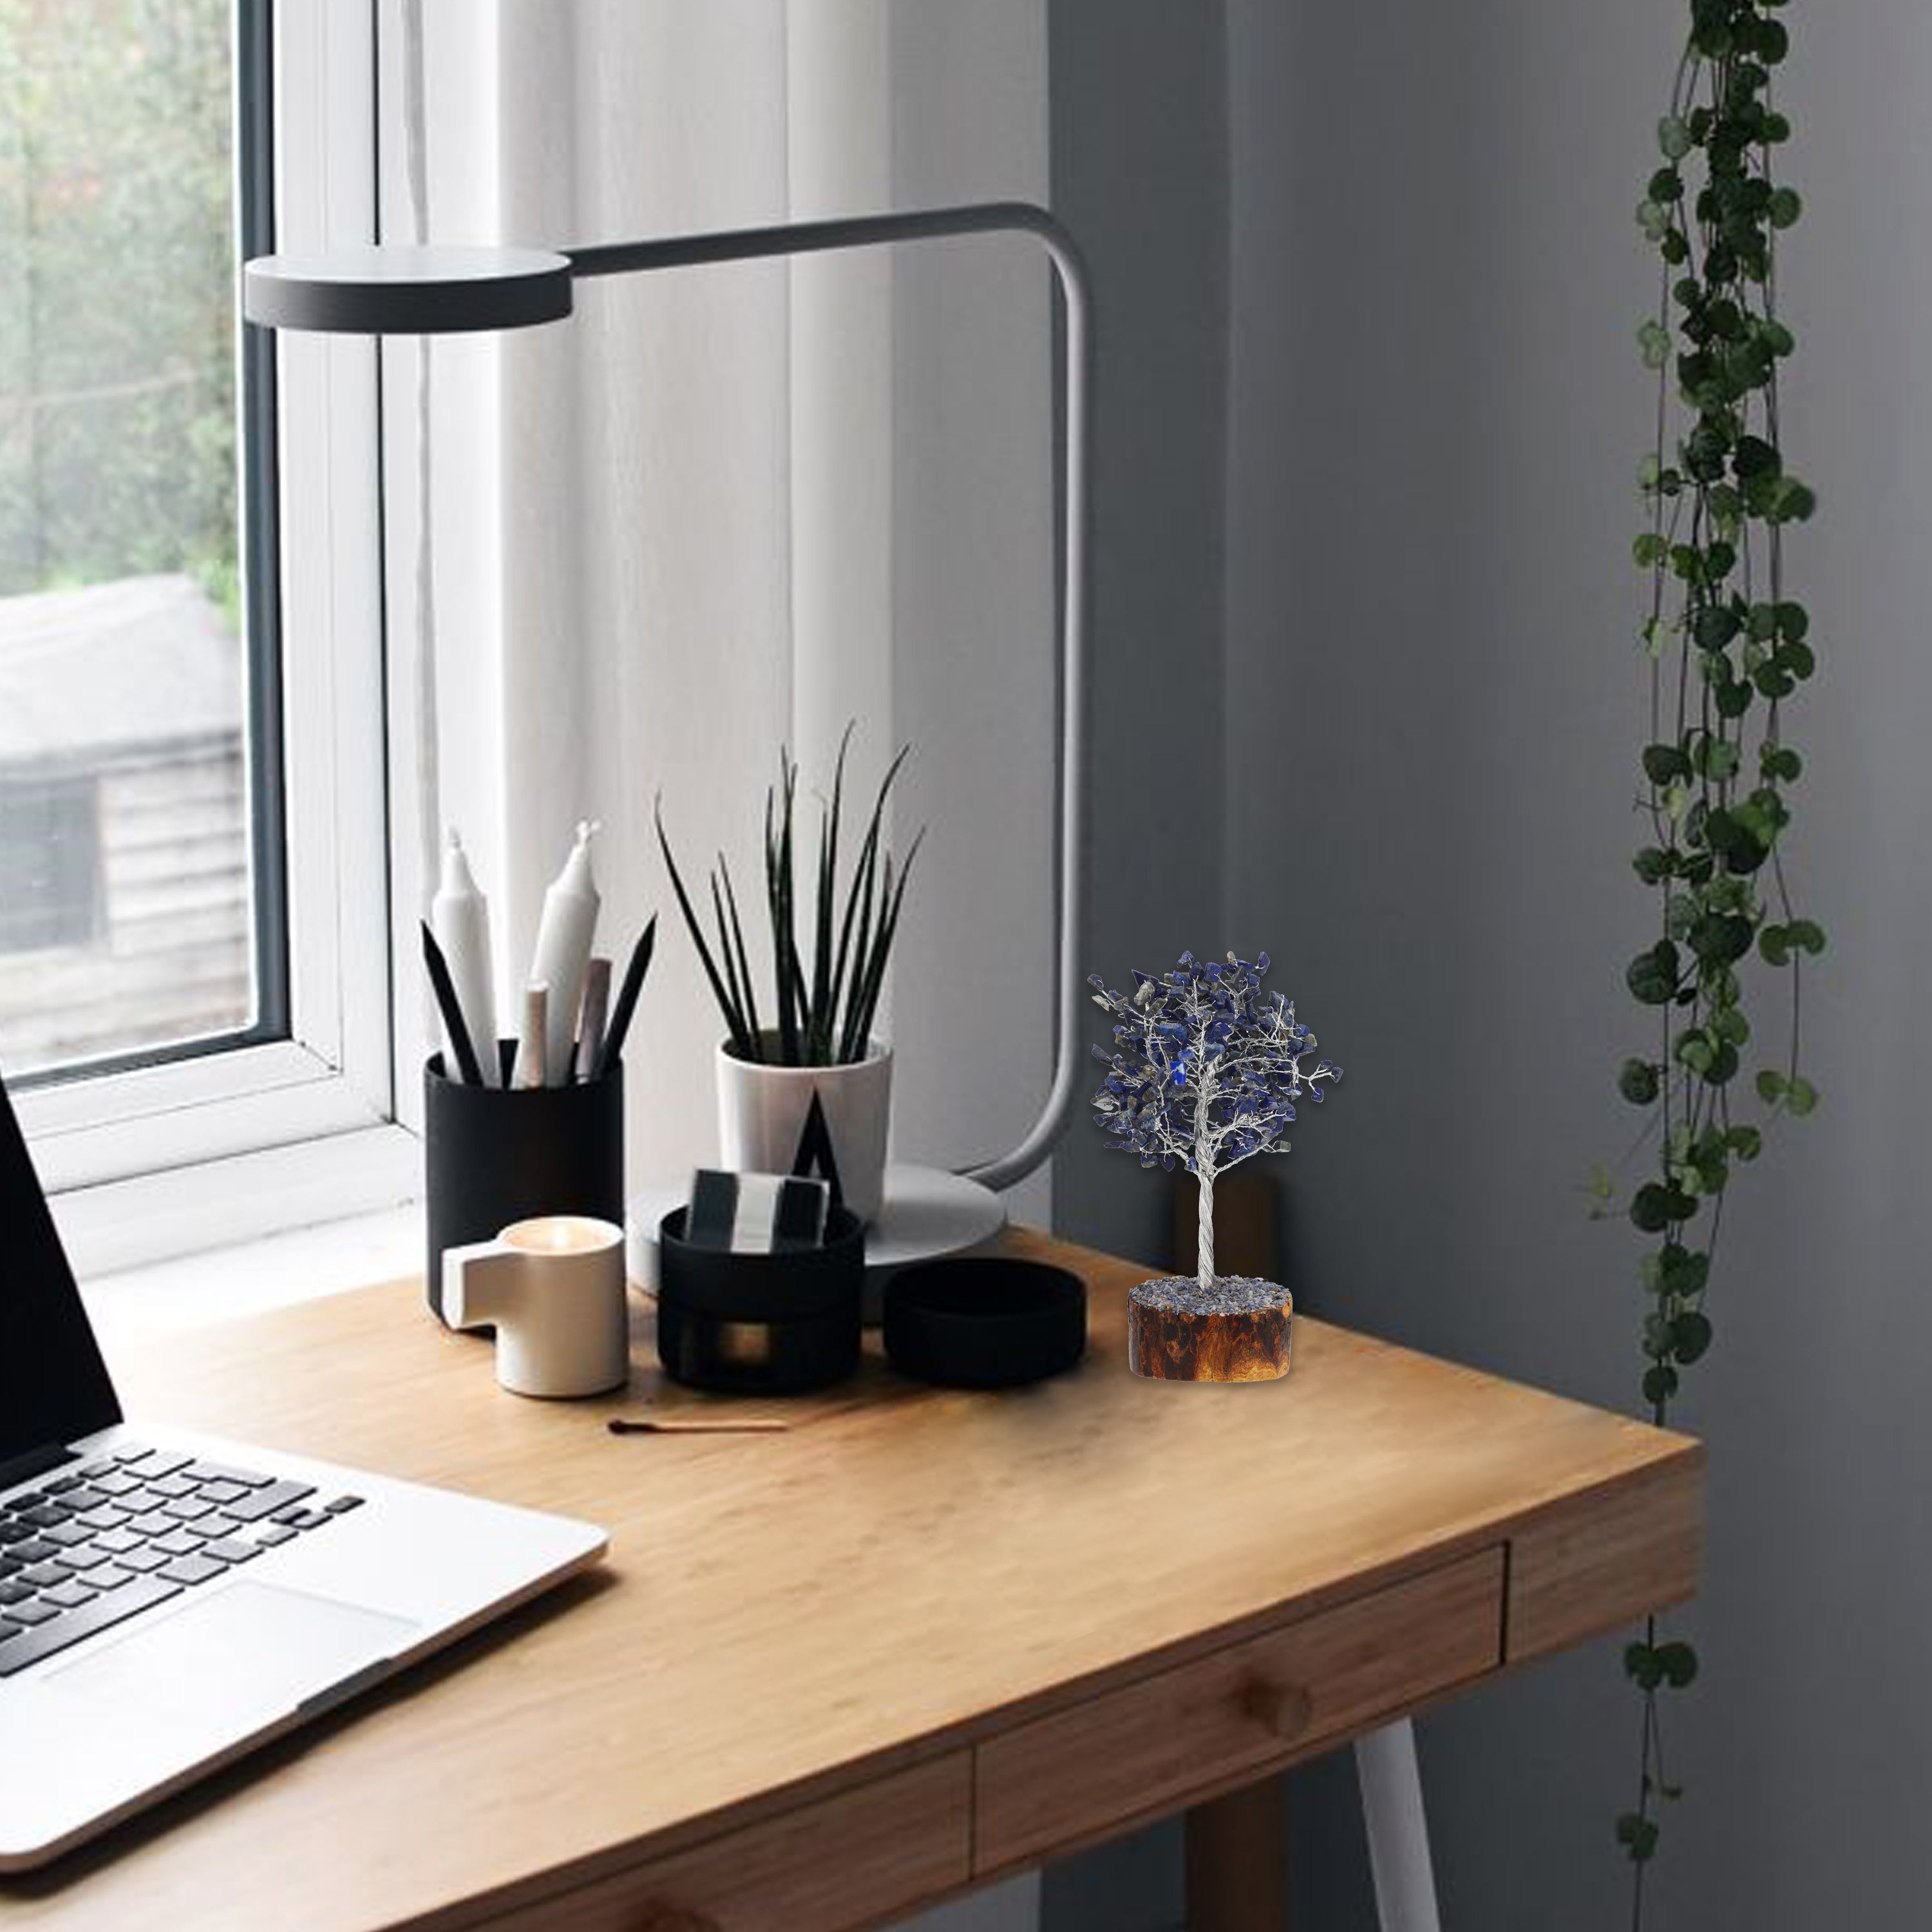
377,1,1056,1217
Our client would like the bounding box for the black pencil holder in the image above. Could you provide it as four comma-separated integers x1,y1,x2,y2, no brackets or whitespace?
424,1050,626,1326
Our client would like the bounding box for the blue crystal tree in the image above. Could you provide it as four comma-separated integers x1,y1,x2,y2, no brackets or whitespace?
1088,950,1340,1290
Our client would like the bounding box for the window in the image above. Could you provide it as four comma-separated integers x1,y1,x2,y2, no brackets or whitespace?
6,3,411,1270
0,0,279,1081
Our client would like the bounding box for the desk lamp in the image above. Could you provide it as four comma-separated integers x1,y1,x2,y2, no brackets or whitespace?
245,201,1089,1203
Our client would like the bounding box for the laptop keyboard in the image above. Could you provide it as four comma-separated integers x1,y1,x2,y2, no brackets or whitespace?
0,1445,364,1679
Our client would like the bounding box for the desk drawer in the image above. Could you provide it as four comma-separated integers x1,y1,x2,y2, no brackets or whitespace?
975,1546,1504,1870
487,1754,971,1932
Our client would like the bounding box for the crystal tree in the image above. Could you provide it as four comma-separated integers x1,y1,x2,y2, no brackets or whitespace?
1088,950,1340,1293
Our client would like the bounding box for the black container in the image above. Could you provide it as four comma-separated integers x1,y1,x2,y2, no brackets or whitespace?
424,1050,626,1325
882,1257,1087,1388
654,1205,864,1394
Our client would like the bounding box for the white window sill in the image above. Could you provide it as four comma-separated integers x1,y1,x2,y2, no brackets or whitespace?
80,1202,422,1344
50,1119,420,1282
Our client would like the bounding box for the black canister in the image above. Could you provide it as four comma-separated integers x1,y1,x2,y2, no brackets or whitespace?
424,1050,626,1325
654,1205,864,1394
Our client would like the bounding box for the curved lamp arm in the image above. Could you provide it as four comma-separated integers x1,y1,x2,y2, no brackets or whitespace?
571,204,1089,1194
247,200,1091,1192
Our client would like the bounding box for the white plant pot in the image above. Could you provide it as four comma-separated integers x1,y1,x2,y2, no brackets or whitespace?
715,1036,893,1227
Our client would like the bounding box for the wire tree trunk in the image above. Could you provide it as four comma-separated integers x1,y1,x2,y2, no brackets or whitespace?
1195,1112,1215,1289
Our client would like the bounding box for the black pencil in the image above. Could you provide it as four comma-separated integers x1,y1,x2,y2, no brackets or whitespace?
594,914,657,1081
422,920,486,1085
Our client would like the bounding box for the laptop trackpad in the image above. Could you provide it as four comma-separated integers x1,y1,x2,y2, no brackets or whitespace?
49,1582,418,1729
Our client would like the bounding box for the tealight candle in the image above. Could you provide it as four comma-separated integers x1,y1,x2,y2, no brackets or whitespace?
442,1215,630,1397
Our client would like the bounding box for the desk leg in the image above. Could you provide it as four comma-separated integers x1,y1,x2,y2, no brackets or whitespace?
1355,1720,1442,1932
1183,1777,1286,1932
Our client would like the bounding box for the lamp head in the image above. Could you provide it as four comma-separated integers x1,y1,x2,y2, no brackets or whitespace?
243,243,573,335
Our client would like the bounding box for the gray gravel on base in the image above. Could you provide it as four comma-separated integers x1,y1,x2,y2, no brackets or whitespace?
1128,1274,1289,1316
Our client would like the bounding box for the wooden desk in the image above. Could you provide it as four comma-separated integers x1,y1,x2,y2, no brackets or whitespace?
0,1231,1701,1932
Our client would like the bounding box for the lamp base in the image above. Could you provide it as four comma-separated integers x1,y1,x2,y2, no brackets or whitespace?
1126,1276,1292,1382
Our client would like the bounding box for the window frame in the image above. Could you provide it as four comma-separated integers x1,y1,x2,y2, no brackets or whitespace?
25,0,415,1276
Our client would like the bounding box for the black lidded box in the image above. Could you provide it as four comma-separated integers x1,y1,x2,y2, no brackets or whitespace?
654,1205,864,1394
424,1050,626,1325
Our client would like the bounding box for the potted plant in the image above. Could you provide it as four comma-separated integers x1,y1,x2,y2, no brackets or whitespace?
656,729,918,1227
1088,949,1339,1380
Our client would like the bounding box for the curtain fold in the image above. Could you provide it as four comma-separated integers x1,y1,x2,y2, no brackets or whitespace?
382,0,1053,1213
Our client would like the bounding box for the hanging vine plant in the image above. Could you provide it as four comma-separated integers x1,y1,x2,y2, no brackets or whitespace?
1609,0,1821,1915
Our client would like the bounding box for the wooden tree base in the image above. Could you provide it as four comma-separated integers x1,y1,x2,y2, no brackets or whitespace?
1127,1276,1293,1383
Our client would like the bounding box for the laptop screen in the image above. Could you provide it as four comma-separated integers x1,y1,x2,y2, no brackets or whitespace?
0,1069,120,1461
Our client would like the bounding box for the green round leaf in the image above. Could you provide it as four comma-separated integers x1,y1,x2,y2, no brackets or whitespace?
1672,1311,1713,1365
1643,743,1692,786
1627,942,1681,1007
1656,1639,1701,1687
1786,1075,1819,1117
1694,605,1741,649
1659,1245,1711,1295
1630,1183,1674,1234
1702,809,1744,855
1658,115,1694,161
1772,477,1818,523
1624,1642,1663,1689
1620,1058,1662,1106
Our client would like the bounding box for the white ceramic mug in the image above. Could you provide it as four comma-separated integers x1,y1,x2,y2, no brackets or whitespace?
442,1215,630,1397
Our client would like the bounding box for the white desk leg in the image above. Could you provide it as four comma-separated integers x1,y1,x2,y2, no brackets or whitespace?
1355,1720,1443,1932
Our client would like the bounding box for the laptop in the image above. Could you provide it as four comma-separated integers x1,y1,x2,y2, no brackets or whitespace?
0,1069,608,1871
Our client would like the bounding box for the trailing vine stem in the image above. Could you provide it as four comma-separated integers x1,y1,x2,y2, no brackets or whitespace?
1616,0,1821,1914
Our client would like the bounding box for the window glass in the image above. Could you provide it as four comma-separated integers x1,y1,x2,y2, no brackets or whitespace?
0,1,270,1080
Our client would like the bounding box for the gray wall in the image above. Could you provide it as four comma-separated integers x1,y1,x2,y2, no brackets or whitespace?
1047,0,1231,1284
1056,0,1932,1926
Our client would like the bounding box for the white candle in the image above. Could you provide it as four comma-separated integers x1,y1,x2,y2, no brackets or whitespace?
431,829,499,1084
528,822,600,1088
